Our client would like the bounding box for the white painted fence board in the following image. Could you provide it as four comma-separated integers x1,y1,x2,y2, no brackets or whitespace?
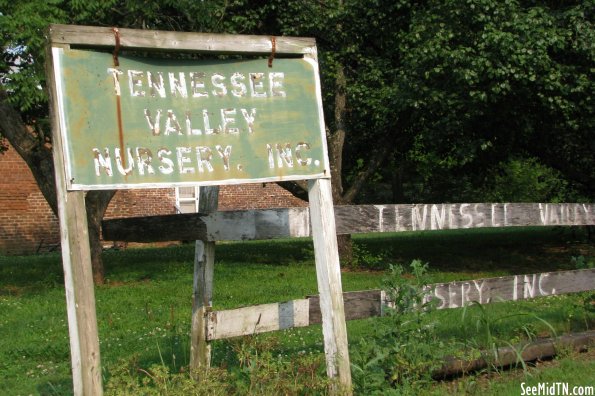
205,269,595,340
102,203,595,243
427,268,595,310
207,299,309,340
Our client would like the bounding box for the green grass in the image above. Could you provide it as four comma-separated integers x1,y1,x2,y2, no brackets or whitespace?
0,226,593,395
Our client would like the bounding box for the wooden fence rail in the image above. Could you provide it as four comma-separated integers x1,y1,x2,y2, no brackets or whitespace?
101,202,594,370
206,268,595,341
103,203,594,242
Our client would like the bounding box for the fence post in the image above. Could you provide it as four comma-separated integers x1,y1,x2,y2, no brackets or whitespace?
190,186,219,371
308,178,352,394
47,42,103,396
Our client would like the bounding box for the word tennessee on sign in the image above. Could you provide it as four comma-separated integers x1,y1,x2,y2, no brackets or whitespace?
51,48,329,190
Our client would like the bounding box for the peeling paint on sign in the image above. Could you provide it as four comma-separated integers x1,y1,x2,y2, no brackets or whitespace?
52,48,329,190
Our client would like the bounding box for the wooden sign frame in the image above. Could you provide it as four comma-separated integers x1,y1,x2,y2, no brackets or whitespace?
46,24,351,395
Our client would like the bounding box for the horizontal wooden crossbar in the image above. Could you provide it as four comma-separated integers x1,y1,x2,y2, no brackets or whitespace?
48,24,314,55
206,268,595,340
102,203,594,242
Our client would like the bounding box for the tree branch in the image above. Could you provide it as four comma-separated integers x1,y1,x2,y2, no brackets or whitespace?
276,180,309,201
0,89,58,215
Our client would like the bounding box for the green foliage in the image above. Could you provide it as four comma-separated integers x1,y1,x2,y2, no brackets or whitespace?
1,237,593,394
1,0,593,202
105,335,331,395
481,157,580,202
351,260,443,394
351,242,389,270
572,255,595,270
459,300,559,376
106,358,231,396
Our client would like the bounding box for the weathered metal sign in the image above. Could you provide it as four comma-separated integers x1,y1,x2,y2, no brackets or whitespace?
51,48,329,190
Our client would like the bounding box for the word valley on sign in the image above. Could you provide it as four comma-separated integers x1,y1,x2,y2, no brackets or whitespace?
144,107,257,136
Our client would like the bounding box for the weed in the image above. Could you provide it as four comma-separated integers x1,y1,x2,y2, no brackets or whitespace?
351,260,443,394
105,355,231,395
571,255,595,269
351,242,390,269
460,301,556,375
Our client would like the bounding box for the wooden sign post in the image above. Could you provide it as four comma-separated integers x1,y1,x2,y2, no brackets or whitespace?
46,24,351,394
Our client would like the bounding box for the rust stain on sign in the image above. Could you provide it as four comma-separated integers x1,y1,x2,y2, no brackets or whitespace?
52,48,329,190
112,28,127,170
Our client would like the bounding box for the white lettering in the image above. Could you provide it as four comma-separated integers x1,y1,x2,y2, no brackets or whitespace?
460,204,473,228
195,146,214,173
168,72,188,98
231,73,247,97
249,72,267,98
538,273,556,296
473,280,486,304
115,147,134,175
221,108,238,134
412,205,428,231
240,108,257,134
147,71,166,98
128,70,145,96
268,72,286,97
157,148,174,175
185,112,202,135
144,109,162,136
107,68,123,96
135,148,155,175
431,204,446,230
295,142,312,166
190,72,208,98
216,145,232,171
176,147,194,174
524,274,537,299
165,110,182,135
202,109,220,134
491,204,501,227
92,148,113,176
375,205,386,232
211,73,227,97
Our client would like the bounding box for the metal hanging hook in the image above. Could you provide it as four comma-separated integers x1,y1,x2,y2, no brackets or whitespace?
268,36,276,68
112,28,121,67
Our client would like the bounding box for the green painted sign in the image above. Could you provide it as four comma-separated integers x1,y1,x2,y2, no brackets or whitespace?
52,48,329,190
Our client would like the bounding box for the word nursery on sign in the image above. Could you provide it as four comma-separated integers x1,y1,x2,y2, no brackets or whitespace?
54,49,328,189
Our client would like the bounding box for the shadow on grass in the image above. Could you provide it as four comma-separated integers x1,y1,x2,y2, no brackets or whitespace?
0,226,591,293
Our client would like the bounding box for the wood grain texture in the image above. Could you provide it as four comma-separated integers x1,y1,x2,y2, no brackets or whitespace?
207,299,309,340
190,187,218,371
308,290,382,325
102,203,594,242
308,179,351,390
47,45,103,395
426,268,595,310
204,269,594,340
48,24,315,55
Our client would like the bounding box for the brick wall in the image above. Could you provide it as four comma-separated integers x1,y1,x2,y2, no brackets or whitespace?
104,189,177,219
0,144,306,255
219,184,307,210
0,148,61,254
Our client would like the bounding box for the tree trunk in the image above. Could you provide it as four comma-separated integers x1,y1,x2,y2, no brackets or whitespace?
328,65,354,266
85,190,116,285
1,91,113,284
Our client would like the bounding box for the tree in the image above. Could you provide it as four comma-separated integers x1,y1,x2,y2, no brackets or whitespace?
0,0,226,283
375,0,594,202
2,0,592,278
